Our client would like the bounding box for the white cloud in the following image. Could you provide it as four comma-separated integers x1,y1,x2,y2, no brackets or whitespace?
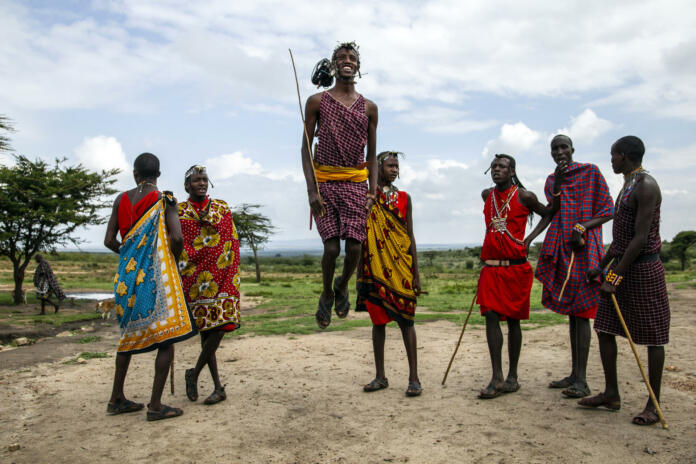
73,135,131,188
553,109,614,144
205,152,263,179
482,122,542,158
398,106,497,134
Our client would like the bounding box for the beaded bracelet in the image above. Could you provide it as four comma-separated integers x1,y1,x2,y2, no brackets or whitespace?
366,193,377,201
551,190,561,197
605,269,624,286
573,223,586,234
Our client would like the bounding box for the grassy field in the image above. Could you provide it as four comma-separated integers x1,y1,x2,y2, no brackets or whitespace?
2,249,694,336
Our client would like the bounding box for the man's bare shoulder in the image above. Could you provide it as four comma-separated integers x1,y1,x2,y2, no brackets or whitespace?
481,188,492,201
636,173,661,198
364,97,378,111
307,92,324,104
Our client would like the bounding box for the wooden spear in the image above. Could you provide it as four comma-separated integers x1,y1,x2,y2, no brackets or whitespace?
610,294,668,429
558,251,575,301
289,49,324,229
442,286,479,385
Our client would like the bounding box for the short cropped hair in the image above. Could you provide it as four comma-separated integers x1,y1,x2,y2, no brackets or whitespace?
613,136,645,163
133,152,160,178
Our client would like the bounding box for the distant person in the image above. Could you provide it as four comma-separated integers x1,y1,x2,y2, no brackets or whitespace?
527,135,613,399
103,152,196,421
178,165,241,405
33,254,66,314
300,41,378,328
477,154,562,399
357,151,422,396
579,136,670,426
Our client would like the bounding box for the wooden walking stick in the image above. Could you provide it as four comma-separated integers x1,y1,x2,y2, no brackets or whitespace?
170,345,175,395
442,287,479,385
610,294,668,429
558,250,575,301
289,48,324,229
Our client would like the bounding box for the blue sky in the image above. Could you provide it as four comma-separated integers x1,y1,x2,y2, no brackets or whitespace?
2,0,695,249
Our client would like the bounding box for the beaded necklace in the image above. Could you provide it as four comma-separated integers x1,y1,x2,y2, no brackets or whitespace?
489,186,524,245
616,166,646,214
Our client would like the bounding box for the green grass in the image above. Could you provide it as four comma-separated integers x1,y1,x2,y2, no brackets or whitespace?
63,351,109,364
77,335,102,344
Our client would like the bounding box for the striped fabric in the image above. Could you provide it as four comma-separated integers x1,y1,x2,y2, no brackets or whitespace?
535,162,613,316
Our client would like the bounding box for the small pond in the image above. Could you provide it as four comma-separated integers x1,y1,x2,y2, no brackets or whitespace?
66,292,113,300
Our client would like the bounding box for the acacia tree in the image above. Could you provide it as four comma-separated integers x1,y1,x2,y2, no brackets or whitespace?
0,155,118,303
0,115,13,153
232,203,275,282
669,230,696,271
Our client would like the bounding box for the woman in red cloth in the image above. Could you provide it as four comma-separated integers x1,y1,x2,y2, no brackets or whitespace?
179,165,241,405
357,151,422,396
477,154,562,399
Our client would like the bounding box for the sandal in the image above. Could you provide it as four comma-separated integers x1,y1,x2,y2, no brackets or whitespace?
548,376,575,389
333,277,350,319
501,378,520,393
632,408,659,426
204,387,227,405
578,392,621,410
406,381,422,397
363,377,389,392
478,384,503,399
185,368,198,402
562,383,591,398
146,404,183,421
315,293,333,329
107,399,144,415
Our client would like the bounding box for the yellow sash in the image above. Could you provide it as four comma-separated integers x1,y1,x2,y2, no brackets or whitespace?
314,163,368,183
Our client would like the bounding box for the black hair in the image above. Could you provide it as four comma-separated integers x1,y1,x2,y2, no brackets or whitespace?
312,58,334,88
613,136,645,163
487,154,534,223
331,41,361,79
551,134,574,148
133,152,160,179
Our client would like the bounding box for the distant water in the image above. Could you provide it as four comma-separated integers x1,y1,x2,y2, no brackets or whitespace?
66,292,112,300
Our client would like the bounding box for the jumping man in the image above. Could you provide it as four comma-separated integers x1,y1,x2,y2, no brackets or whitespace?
300,42,378,328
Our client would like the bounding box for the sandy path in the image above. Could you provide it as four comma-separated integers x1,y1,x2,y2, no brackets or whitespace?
1,288,695,463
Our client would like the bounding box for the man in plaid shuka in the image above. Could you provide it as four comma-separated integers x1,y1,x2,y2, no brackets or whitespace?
300,42,378,329
527,134,613,399
579,136,670,427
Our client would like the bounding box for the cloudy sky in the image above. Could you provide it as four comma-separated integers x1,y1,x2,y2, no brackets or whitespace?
2,0,695,249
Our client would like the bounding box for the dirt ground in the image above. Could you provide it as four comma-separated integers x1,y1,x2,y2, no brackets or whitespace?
1,287,695,464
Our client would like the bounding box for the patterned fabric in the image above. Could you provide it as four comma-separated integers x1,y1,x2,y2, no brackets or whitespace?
114,195,196,354
179,198,241,332
118,190,159,238
535,162,613,317
314,91,369,242
594,190,670,345
356,190,417,326
477,187,533,320
33,260,66,301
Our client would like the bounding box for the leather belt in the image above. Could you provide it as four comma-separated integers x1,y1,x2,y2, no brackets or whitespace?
483,258,528,267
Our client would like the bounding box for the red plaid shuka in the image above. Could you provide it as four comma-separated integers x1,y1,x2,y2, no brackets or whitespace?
314,91,369,242
178,197,241,332
535,162,613,317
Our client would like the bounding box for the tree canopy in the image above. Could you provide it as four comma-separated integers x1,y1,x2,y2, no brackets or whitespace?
0,115,13,153
0,155,119,303
669,230,696,271
232,203,275,282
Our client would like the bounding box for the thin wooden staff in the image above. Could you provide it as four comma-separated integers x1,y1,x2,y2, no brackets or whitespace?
170,345,175,395
442,286,479,385
610,294,668,429
288,48,323,229
558,250,575,301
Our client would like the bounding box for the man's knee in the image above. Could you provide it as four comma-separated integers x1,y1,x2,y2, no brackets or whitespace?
323,239,340,259
344,238,361,256
483,310,500,323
